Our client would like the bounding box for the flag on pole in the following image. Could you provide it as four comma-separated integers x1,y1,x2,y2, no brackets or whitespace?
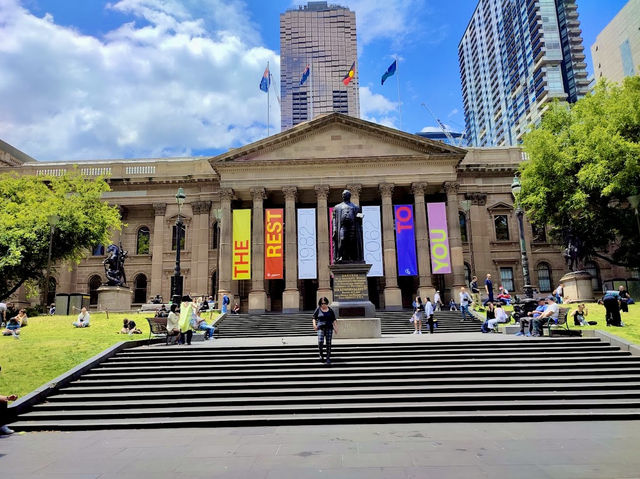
342,61,356,86
259,65,270,92
381,59,397,85
300,65,310,85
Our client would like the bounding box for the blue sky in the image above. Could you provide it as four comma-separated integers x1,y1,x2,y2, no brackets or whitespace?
0,0,629,162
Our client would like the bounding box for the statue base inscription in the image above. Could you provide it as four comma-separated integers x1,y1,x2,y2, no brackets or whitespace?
560,271,594,303
329,263,379,338
97,286,133,312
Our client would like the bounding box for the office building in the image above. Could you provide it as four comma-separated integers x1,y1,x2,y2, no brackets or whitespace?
458,0,589,147
280,1,359,130
591,0,640,84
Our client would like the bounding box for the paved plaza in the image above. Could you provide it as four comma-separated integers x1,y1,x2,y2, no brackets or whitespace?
2,421,640,478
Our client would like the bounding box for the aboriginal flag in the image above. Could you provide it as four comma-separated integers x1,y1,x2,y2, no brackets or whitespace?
342,61,356,86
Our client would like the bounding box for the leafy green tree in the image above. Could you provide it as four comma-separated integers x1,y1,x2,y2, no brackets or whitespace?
0,170,122,301
519,76,640,269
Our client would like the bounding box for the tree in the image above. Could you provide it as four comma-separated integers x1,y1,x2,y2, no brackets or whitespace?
0,170,122,301
520,76,640,269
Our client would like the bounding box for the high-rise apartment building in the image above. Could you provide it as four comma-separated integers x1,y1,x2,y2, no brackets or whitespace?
591,0,640,84
280,1,359,130
458,0,589,147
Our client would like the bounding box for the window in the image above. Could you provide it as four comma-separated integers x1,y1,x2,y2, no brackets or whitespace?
133,273,148,304
136,227,150,255
172,224,186,251
459,212,468,243
532,224,546,243
584,261,602,292
211,221,219,250
500,267,514,292
464,263,471,287
88,275,102,305
92,244,105,256
537,262,552,292
494,215,509,240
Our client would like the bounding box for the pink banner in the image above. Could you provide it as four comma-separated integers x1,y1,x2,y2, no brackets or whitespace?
426,202,452,274
329,207,334,265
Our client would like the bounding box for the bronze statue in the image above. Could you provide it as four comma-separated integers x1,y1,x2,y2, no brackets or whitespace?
103,244,128,286
332,190,364,263
562,232,583,272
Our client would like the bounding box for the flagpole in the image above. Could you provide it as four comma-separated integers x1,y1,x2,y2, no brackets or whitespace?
309,62,313,121
267,61,270,137
395,56,402,130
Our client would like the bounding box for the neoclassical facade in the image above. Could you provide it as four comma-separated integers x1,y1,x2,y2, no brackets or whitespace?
1,113,627,311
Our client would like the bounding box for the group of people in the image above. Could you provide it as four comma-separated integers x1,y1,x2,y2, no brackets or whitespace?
515,296,561,336
599,285,633,327
164,295,217,345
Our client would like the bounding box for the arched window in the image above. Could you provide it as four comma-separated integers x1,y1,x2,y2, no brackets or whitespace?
584,261,602,292
537,262,552,292
464,262,471,287
92,244,105,256
137,227,150,255
89,275,102,305
46,277,57,306
459,212,468,243
133,273,148,304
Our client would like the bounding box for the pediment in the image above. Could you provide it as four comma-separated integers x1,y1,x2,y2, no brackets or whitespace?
210,113,466,167
487,201,514,211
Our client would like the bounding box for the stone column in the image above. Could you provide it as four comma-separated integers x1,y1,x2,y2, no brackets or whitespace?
444,182,466,298
150,203,166,300
346,183,362,206
282,186,300,312
192,200,212,297
217,188,235,307
379,183,402,310
249,187,267,313
412,182,436,301
315,185,332,303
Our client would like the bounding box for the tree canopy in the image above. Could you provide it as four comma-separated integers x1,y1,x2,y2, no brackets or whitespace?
520,76,640,269
0,171,122,301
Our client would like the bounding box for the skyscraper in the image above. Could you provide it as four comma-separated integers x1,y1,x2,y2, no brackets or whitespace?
458,0,589,147
280,1,359,131
591,0,640,84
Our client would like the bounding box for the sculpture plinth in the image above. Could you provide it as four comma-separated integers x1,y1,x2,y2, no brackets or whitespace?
97,286,133,312
560,271,594,303
329,263,380,338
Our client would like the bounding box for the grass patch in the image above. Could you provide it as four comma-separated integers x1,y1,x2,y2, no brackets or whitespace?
563,302,640,344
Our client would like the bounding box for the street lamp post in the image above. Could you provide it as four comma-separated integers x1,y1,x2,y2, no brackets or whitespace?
42,214,60,311
628,194,640,238
213,208,222,305
460,199,475,276
172,188,186,304
511,176,534,298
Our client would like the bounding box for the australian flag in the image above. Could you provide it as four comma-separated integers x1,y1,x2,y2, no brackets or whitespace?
259,65,270,92
300,65,310,86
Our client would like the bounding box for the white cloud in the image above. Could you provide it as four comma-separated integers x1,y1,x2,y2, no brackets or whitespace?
359,86,398,128
420,126,442,133
0,0,279,161
448,108,459,117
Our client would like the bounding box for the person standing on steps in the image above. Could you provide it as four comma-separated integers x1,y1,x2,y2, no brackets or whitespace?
424,297,435,334
312,297,338,365
411,296,425,334
483,273,494,306
433,290,443,311
459,286,472,322
470,276,480,311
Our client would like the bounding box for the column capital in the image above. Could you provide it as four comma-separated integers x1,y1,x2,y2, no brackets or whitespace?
411,182,428,197
250,187,267,202
345,183,362,196
191,200,212,215
378,183,394,198
282,186,297,201
153,203,167,216
314,185,330,200
465,192,487,206
443,181,460,195
220,188,235,202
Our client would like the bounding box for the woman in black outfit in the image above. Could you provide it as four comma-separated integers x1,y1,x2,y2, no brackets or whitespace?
312,297,338,365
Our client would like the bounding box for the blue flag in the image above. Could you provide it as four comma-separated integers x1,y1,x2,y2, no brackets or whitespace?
381,60,397,85
260,65,270,92
300,65,310,86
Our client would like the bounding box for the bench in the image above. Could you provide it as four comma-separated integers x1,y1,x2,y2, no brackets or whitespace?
146,317,169,345
546,308,578,336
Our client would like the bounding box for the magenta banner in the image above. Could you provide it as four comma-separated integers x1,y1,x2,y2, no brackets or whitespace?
426,202,452,274
394,205,418,276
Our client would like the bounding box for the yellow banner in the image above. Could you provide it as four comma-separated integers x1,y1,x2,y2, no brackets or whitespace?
232,209,251,280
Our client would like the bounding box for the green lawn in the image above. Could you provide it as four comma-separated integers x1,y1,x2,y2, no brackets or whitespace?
0,310,220,398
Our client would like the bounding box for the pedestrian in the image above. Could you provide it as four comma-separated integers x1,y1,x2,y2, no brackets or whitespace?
459,286,472,322
424,297,435,334
411,296,425,334
600,292,622,327
470,276,481,310
312,297,338,365
433,290,443,311
618,285,630,313
554,283,564,304
221,294,230,314
483,273,494,306
178,295,194,345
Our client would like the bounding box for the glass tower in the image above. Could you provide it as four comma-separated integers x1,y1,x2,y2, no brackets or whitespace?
458,0,589,146
280,1,359,131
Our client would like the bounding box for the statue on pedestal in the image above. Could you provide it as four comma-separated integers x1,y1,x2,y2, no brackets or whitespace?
103,244,128,287
332,190,364,264
562,232,584,272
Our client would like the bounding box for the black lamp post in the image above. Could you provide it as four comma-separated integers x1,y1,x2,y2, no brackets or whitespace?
42,214,60,310
511,176,534,298
629,194,640,238
172,187,186,304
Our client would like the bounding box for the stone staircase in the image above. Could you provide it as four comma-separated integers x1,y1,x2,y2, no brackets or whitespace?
10,337,640,431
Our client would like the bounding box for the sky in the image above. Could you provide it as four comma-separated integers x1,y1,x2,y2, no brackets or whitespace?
0,0,630,162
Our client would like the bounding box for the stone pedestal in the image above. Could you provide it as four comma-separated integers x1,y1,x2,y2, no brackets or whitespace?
282,289,300,314
383,287,403,311
560,271,595,303
329,263,380,338
97,286,133,312
248,291,267,314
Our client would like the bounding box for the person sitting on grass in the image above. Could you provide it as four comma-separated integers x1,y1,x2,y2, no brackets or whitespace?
497,286,512,305
119,318,142,334
2,312,23,339
572,304,591,326
73,307,90,328
190,306,216,341
480,302,495,333
12,309,28,327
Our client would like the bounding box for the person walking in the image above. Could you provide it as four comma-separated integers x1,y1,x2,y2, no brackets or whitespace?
470,276,480,310
411,296,425,334
312,297,338,365
433,290,443,311
484,273,494,306
459,286,472,322
178,295,194,345
424,297,435,334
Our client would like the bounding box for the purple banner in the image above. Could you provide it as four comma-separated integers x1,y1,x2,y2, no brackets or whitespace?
427,202,452,274
394,205,418,276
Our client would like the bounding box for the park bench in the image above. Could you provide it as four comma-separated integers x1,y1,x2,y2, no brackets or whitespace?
146,316,169,345
546,308,578,336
